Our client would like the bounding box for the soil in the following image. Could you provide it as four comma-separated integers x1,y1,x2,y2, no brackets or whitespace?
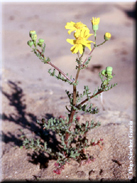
1,2,136,182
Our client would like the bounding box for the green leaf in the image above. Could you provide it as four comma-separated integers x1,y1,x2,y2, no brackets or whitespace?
85,56,92,66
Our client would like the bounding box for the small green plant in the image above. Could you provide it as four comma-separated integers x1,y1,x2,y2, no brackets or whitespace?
21,17,117,174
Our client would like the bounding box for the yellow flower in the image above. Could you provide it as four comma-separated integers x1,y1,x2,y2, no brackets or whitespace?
65,21,90,37
66,29,95,54
104,32,111,41
91,17,100,25
91,17,100,31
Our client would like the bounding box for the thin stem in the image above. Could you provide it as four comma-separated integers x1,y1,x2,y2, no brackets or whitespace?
73,65,81,105
36,49,74,83
96,40,106,47
64,56,82,146
36,49,44,57
82,47,95,67
81,40,106,68
94,35,96,43
64,66,81,146
48,62,74,83
77,51,80,60
76,89,104,109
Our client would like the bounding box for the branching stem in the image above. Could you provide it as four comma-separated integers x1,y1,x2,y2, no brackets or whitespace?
65,59,81,146
82,47,95,67
36,49,74,83
82,40,106,67
76,89,104,109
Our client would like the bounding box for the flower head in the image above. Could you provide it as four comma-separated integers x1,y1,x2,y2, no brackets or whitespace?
65,21,90,37
91,17,100,25
104,32,111,41
66,29,95,54
91,17,100,31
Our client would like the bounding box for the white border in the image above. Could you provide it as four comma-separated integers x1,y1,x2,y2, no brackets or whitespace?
0,0,136,2
0,0,135,181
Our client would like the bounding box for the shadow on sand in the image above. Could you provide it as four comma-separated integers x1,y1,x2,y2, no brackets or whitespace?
1,80,61,170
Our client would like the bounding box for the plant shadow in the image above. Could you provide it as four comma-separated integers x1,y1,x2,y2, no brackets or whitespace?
1,80,62,168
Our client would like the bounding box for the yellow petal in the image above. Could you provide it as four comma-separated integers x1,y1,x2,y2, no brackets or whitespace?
74,30,81,38
66,39,75,45
70,45,77,54
65,21,75,29
91,17,100,25
68,29,75,35
85,43,91,51
78,44,83,54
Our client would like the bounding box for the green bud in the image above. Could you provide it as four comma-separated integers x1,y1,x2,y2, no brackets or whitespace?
106,66,113,74
29,30,36,38
31,34,37,41
101,69,106,76
38,38,44,43
106,72,111,77
37,39,44,47
27,40,34,47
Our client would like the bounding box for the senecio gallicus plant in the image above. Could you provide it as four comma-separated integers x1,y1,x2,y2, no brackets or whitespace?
21,18,117,174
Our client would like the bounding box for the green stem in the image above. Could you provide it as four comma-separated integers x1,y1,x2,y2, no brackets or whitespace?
82,47,95,67
64,54,82,146
76,89,104,109
49,62,74,83
36,49,74,83
82,40,106,68
96,40,106,47
73,65,81,105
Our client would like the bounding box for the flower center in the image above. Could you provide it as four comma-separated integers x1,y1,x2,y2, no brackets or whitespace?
75,37,84,44
74,22,84,29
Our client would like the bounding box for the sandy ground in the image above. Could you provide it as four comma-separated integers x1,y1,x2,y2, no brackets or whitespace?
1,1,136,181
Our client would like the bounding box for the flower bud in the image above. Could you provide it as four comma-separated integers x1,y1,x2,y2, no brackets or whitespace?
31,34,37,41
106,66,113,74
37,39,44,47
101,69,106,76
27,40,34,47
91,17,100,31
104,32,111,41
29,30,36,38
38,38,44,43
